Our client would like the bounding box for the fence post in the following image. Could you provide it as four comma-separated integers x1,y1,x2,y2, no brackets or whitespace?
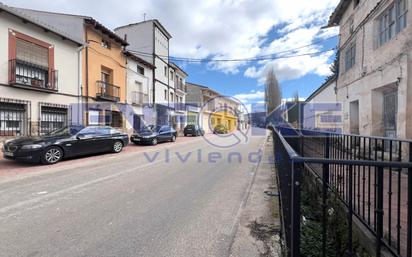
347,165,353,256
407,143,412,257
291,159,302,257
376,166,384,257
322,136,330,257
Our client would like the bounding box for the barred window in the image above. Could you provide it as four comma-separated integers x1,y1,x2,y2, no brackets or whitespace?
345,43,356,71
40,106,68,135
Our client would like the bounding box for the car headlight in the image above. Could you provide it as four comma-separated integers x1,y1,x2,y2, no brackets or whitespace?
21,144,44,150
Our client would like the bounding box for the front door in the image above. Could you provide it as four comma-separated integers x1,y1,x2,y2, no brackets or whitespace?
383,91,397,138
133,115,142,132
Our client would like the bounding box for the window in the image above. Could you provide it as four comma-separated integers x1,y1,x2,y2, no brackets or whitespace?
397,0,408,31
170,92,174,102
101,67,113,84
345,43,356,71
379,5,396,45
378,0,408,46
164,89,168,100
137,65,145,75
40,106,68,135
170,70,174,80
101,39,111,49
0,100,27,136
164,66,167,77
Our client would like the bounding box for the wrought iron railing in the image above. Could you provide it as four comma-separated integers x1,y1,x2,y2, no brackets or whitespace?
131,91,148,106
8,59,58,92
272,126,412,257
96,81,120,102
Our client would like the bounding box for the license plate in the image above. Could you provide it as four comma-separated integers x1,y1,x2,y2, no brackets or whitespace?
135,138,141,141
4,152,14,157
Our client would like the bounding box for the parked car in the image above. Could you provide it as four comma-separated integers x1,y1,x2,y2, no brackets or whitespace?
213,124,229,134
184,125,204,137
130,125,177,145
2,125,129,165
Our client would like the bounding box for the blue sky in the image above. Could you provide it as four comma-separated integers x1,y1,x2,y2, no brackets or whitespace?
4,0,340,104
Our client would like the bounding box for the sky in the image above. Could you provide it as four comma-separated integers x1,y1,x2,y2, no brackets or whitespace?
3,0,340,106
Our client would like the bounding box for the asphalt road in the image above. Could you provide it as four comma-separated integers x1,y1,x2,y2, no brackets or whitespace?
0,132,266,257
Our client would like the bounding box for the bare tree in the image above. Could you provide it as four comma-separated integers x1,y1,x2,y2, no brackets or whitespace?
265,68,282,114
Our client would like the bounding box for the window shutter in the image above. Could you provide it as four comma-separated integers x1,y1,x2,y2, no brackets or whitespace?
16,39,49,67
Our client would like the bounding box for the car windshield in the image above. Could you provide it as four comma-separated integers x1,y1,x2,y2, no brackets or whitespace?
140,126,155,132
153,126,163,132
47,126,83,136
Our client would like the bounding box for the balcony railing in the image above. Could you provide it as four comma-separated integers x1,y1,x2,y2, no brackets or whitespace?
176,82,186,92
96,81,120,102
8,59,58,92
271,126,412,257
131,91,148,106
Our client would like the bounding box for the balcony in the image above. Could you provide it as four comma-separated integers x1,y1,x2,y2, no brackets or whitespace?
131,91,148,106
96,81,120,102
176,82,186,93
8,59,58,92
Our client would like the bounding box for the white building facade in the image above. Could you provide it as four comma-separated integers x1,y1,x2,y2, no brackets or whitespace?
328,0,412,138
115,20,188,131
0,3,82,139
123,51,155,133
303,78,341,131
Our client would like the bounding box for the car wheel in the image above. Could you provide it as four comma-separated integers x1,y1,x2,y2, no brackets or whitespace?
152,138,158,145
184,134,187,137
171,135,176,142
133,142,140,145
113,141,123,153
41,146,63,165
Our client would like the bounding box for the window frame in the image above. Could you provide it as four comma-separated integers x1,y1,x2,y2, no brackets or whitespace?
345,43,356,72
377,0,408,47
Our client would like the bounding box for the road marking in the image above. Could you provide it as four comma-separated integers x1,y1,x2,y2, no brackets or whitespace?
36,191,48,195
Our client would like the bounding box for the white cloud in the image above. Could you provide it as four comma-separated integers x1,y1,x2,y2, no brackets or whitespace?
4,0,339,80
233,90,265,105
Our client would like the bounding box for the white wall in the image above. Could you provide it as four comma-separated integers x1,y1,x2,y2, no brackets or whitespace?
0,12,80,124
115,22,154,64
335,0,412,138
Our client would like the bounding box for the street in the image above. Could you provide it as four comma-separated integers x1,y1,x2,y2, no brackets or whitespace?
0,132,267,257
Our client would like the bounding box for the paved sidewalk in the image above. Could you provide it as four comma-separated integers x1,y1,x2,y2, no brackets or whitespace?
229,136,281,257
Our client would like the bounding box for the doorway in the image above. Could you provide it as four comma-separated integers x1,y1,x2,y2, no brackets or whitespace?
349,100,360,134
383,90,397,138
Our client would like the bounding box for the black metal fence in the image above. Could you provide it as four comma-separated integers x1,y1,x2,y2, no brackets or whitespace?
272,126,412,257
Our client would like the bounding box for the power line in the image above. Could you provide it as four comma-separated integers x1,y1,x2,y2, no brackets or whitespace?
126,34,338,63
128,47,337,63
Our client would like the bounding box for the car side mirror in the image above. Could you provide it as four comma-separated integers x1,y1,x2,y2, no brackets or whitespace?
76,134,85,140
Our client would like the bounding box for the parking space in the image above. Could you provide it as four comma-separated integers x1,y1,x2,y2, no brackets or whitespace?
0,134,208,177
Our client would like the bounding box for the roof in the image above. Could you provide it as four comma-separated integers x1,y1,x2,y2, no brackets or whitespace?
305,76,337,102
0,3,83,45
186,82,221,96
84,18,128,46
123,51,156,69
8,5,128,46
326,0,352,27
169,62,188,77
115,19,172,39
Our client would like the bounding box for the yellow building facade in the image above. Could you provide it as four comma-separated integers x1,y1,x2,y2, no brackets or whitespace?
81,19,128,128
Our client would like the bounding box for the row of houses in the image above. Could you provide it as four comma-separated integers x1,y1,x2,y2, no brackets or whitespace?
0,3,241,139
303,0,411,140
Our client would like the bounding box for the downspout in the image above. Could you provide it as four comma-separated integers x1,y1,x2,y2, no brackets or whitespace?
76,44,86,125
85,27,89,126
